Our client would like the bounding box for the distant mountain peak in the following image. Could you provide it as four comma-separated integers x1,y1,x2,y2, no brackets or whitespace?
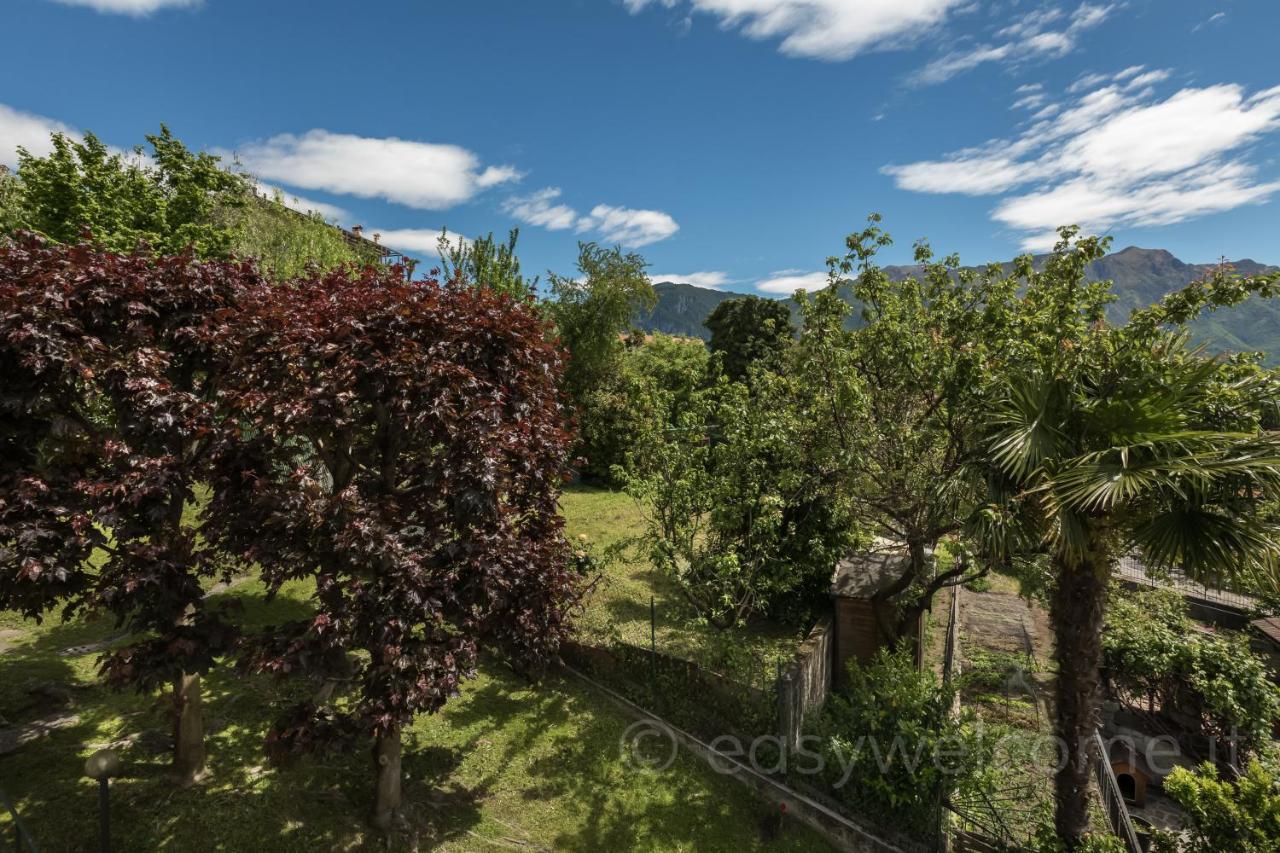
637,247,1279,361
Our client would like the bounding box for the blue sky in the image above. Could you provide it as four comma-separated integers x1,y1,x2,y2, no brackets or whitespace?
2,0,1278,295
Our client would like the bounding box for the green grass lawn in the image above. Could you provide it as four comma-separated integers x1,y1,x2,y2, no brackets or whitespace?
562,484,805,683
0,487,832,852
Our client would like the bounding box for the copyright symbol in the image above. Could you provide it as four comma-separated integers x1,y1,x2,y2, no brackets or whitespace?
620,718,678,772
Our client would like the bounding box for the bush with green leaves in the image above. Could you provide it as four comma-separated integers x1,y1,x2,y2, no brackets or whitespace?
6,125,383,278
805,649,984,837
437,227,535,298
626,370,857,628
11,126,247,256
1104,587,1280,754
0,165,23,235
581,333,709,487
1161,760,1280,853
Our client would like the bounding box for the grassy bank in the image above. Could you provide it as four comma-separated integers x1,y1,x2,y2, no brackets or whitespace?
0,489,830,852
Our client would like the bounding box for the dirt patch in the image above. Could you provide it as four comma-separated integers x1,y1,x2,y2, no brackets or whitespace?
0,712,81,755
963,590,1048,659
0,628,22,654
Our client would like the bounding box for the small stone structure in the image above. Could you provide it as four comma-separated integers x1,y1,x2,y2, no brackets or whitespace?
831,548,925,684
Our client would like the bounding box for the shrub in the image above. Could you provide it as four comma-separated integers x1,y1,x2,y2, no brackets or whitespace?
1162,760,1280,853
1104,587,1280,754
11,127,246,257
805,649,983,836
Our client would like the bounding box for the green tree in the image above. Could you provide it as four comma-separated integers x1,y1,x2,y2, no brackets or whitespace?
983,229,1280,844
547,242,656,479
704,294,794,381
789,217,1014,643
439,228,535,298
0,165,23,235
626,368,856,627
1163,761,1280,853
581,333,709,486
13,126,247,256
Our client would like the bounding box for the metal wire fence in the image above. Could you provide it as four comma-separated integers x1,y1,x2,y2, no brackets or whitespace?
1114,554,1257,611
564,596,786,744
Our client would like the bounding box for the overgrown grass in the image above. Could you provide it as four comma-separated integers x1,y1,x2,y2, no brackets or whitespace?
0,489,832,851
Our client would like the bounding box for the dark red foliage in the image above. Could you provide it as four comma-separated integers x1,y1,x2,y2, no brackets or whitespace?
205,264,581,755
0,233,254,686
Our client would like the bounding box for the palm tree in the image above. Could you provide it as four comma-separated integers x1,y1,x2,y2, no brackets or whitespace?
983,235,1280,845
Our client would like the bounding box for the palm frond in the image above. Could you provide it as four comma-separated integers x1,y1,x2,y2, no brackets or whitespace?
988,376,1067,483
1053,432,1280,513
1130,505,1280,586
1049,507,1092,568
1052,458,1186,514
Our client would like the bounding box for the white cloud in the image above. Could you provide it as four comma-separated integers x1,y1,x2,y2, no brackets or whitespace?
0,104,77,167
502,187,579,230
1012,92,1047,110
502,187,681,247
755,270,829,294
233,129,522,211
370,228,471,258
1192,11,1226,33
885,155,1039,195
49,0,199,14
1068,64,1146,93
1125,69,1170,89
649,271,731,288
1068,71,1111,93
577,204,680,247
884,77,1280,249
624,0,964,61
911,3,1113,86
477,165,525,188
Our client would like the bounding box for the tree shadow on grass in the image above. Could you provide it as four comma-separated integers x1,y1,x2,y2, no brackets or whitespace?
1,588,485,852
436,663,821,852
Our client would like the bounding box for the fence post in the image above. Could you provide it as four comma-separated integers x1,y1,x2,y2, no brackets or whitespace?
776,660,784,748
650,595,657,710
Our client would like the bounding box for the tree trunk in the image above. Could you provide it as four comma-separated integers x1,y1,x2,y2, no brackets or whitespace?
1049,540,1110,846
369,730,402,832
173,672,206,786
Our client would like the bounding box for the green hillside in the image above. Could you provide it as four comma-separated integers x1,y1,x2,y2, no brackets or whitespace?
639,248,1280,361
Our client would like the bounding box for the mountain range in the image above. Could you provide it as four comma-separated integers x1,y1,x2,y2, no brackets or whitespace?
640,247,1280,362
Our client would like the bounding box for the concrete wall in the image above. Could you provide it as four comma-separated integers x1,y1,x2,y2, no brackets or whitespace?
777,614,834,751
